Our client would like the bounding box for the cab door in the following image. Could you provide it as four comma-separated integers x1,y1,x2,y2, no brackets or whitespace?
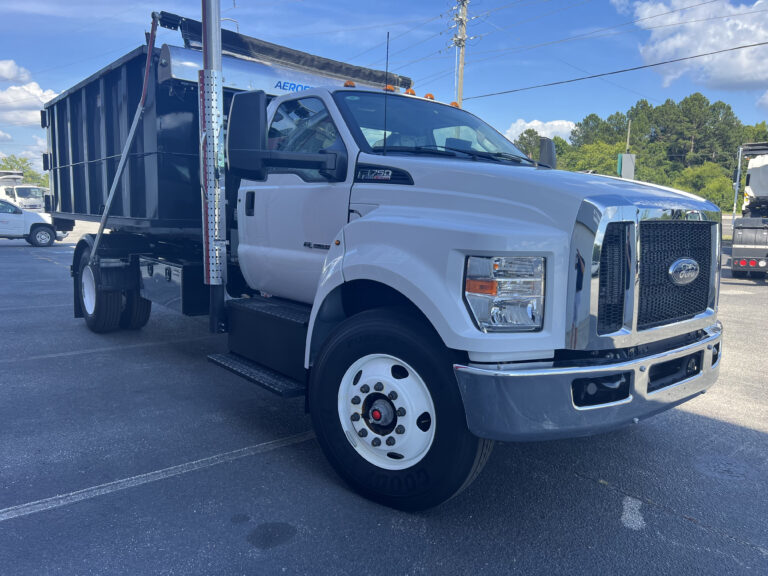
0,200,24,236
237,94,352,304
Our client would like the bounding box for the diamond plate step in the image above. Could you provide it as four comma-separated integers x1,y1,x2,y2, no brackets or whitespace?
208,352,306,398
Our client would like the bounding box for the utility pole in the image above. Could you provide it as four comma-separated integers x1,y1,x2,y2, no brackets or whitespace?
451,0,469,106
625,119,632,153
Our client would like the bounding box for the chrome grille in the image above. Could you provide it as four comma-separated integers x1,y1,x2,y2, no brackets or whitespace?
597,222,630,334
638,221,712,330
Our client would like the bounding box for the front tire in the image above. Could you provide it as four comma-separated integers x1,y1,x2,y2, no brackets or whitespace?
29,225,55,247
309,309,493,511
78,248,121,333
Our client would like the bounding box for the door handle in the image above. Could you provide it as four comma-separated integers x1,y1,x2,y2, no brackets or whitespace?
245,191,255,216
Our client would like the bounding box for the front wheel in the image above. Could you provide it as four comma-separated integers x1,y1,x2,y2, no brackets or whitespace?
309,309,493,511
29,225,55,247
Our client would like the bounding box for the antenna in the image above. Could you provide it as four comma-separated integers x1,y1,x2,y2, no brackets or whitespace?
383,32,390,156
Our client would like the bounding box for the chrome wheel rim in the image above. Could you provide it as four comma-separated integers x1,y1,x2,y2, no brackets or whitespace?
81,265,97,315
338,353,436,471
36,229,51,245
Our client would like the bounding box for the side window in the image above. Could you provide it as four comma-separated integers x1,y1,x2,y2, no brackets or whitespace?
267,97,343,182
0,200,18,214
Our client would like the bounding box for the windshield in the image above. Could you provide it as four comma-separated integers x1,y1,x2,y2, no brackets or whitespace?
15,186,43,199
333,91,530,163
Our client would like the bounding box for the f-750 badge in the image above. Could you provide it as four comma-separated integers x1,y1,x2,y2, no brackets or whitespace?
357,169,392,181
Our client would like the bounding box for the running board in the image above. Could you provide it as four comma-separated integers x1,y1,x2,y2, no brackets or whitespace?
208,352,306,397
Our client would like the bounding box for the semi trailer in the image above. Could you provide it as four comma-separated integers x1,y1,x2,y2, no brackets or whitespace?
43,12,723,510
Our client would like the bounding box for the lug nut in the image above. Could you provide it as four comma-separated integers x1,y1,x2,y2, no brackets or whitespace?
395,425,405,434
351,413,360,422
372,438,381,447
360,384,370,394
388,391,398,400
351,396,361,405
386,437,396,446
396,407,406,417
358,429,368,438
374,382,384,391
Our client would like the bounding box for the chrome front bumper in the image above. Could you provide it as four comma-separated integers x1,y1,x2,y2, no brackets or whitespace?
454,322,722,441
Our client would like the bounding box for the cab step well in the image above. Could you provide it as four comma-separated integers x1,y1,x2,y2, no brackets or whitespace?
208,352,306,397
227,295,311,382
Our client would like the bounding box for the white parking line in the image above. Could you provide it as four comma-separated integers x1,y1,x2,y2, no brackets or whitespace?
0,336,218,364
0,431,315,523
0,303,70,312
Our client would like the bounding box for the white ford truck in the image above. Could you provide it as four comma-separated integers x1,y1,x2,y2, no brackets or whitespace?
44,14,722,510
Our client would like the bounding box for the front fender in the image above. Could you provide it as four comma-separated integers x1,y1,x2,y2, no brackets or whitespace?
308,207,570,364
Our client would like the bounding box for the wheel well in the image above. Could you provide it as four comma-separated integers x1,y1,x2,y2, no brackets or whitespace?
29,222,54,234
308,280,446,369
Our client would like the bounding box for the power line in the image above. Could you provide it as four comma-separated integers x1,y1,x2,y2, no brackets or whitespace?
348,13,447,61
409,0,732,87
464,40,768,100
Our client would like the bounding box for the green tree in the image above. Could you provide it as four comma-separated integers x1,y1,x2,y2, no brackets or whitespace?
673,162,733,209
0,155,49,187
514,128,541,160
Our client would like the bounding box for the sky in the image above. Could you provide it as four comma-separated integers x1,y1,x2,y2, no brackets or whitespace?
0,0,766,171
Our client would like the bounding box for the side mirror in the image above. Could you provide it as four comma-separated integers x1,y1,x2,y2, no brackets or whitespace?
539,137,557,169
227,90,340,182
319,138,348,183
227,90,268,181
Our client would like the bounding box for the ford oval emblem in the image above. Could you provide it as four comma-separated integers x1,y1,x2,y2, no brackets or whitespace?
669,258,700,286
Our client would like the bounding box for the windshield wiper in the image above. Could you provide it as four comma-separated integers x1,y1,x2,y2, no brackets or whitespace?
420,145,537,165
371,145,457,157
489,151,539,166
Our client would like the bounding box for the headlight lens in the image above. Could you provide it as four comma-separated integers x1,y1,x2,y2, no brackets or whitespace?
464,256,545,332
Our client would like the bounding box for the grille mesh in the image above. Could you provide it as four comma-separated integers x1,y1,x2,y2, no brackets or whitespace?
597,222,630,334
638,221,712,330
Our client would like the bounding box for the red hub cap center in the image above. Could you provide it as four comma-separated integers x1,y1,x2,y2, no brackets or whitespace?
371,409,382,421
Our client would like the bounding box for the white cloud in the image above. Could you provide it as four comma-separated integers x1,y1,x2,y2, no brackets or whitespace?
18,136,47,172
0,130,11,141
624,0,768,91
609,0,632,13
0,82,58,125
758,91,768,109
505,118,576,141
0,60,31,83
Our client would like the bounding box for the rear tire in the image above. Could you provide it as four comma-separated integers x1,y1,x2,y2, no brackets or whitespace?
732,270,748,279
77,248,121,333
119,290,152,329
309,308,493,511
29,225,55,247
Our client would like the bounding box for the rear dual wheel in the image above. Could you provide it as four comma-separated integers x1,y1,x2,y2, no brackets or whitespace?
310,309,493,511
77,247,151,333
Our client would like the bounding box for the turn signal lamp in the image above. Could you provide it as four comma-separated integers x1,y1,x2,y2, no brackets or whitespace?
464,256,545,332
344,80,356,87
424,93,435,100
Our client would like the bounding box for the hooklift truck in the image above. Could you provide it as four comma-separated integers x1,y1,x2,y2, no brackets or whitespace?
43,4,723,510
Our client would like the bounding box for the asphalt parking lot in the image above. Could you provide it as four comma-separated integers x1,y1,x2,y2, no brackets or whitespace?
1,228,767,575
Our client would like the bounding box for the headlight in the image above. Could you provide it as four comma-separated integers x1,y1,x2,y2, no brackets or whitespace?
464,256,545,332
